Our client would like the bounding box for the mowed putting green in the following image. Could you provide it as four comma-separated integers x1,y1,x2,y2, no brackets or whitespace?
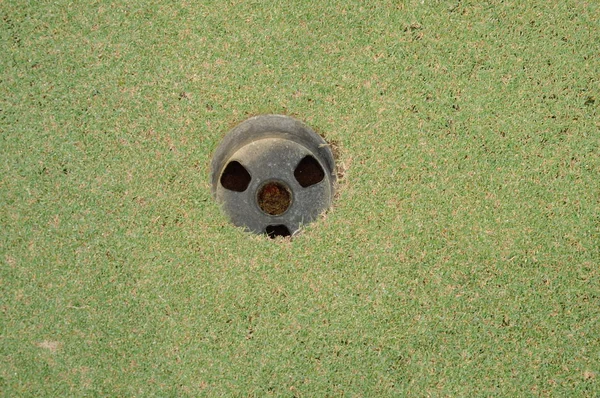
1,1,599,396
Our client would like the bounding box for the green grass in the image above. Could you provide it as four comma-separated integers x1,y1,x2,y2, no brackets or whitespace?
2,0,599,395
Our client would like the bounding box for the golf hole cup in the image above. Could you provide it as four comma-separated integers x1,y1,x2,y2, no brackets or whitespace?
211,115,336,238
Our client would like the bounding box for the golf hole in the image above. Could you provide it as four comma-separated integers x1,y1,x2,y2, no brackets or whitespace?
257,181,292,215
211,115,338,237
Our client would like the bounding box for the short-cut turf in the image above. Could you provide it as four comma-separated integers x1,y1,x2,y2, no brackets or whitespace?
1,1,598,395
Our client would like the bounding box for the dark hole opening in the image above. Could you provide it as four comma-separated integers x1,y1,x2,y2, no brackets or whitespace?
220,161,251,192
265,224,291,239
294,155,325,187
257,181,291,215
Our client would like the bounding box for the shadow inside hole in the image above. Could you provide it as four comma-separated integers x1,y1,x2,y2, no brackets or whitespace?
220,161,251,192
294,155,325,187
265,224,291,239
